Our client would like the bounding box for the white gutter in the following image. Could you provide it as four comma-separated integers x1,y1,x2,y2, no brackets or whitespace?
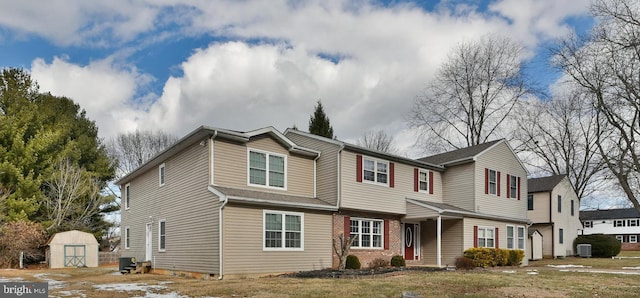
313,152,321,198
218,195,228,280
210,131,217,185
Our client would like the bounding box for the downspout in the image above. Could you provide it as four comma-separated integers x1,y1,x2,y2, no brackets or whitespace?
210,131,227,280
313,153,321,198
336,145,345,209
218,197,228,280
549,192,554,258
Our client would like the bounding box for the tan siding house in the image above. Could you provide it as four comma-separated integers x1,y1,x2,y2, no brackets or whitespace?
118,126,335,278
120,126,532,276
528,175,582,258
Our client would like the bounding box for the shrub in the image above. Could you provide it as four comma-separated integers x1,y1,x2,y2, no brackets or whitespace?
493,248,509,266
369,258,389,270
574,234,621,258
455,256,475,270
345,254,361,269
507,250,525,266
0,221,47,268
463,248,496,267
390,255,406,267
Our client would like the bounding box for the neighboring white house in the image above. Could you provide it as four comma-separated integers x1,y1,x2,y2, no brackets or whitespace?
580,208,640,251
527,175,582,258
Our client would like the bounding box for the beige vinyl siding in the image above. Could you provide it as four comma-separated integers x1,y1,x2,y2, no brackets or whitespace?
551,179,582,256
531,224,554,257
340,151,442,214
285,132,340,205
441,163,475,211
120,139,220,274
213,135,314,197
421,219,463,266
463,217,529,266
222,204,333,274
406,202,440,220
527,192,551,223
474,142,528,219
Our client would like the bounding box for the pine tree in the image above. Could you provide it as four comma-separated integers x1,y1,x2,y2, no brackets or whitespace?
308,100,334,138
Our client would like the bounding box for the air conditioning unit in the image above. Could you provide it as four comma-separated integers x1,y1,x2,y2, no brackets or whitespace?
577,244,592,258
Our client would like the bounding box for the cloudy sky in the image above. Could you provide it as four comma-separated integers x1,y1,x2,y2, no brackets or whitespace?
0,0,594,157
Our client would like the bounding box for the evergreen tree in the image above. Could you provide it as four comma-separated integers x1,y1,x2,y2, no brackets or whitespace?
308,100,334,138
0,68,115,237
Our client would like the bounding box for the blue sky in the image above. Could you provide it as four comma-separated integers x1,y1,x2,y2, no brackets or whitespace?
0,0,594,157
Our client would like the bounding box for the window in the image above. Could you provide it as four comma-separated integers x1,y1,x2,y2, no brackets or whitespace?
614,220,626,227
527,194,534,210
158,220,166,252
630,235,638,243
488,170,497,195
584,221,592,228
159,163,165,186
517,226,525,250
263,211,303,250
557,195,562,213
124,227,130,249
509,175,518,199
506,225,525,250
249,150,286,189
571,200,575,216
559,228,564,244
616,235,623,242
418,170,429,192
350,218,383,249
506,226,514,249
363,157,388,185
124,184,130,210
477,227,495,248
628,219,639,227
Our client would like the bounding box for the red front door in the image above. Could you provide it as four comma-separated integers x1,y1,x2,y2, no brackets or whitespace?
404,224,415,260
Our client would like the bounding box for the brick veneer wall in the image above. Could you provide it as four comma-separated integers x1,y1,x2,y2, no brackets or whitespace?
621,242,640,251
332,212,402,268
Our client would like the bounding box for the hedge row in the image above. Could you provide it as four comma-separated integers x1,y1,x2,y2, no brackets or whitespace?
462,248,524,268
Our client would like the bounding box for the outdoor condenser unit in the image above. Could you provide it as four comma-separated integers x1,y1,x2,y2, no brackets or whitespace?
577,244,592,258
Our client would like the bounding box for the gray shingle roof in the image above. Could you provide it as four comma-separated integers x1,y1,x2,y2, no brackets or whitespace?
418,139,503,165
211,186,335,209
580,208,640,220
527,174,567,193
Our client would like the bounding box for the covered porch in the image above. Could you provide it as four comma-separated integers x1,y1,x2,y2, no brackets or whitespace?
403,199,471,267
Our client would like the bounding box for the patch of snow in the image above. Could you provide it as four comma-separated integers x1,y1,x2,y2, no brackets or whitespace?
33,273,67,289
0,277,23,282
93,283,167,292
546,264,591,268
54,290,87,297
622,267,640,270
527,271,539,275
501,270,516,273
559,269,640,275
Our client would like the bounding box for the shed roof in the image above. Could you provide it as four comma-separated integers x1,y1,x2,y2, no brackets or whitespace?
47,230,99,245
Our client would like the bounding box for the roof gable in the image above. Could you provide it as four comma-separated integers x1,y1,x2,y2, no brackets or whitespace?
528,174,567,193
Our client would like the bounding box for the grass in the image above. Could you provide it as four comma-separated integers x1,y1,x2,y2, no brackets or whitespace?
2,253,640,298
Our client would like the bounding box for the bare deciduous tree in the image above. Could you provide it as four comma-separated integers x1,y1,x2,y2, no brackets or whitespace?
44,159,111,233
106,130,178,179
553,0,640,212
514,90,606,201
356,130,398,154
409,33,533,154
332,233,356,271
0,220,47,268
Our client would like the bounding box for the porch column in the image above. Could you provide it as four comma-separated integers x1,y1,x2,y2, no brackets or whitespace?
437,215,442,267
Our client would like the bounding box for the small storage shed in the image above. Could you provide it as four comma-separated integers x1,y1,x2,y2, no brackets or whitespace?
528,229,543,261
46,230,99,268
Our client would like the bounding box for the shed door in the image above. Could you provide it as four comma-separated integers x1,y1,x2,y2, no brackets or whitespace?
64,245,86,267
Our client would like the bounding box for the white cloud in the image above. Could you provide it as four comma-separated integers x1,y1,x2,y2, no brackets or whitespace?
30,56,153,138
7,0,593,156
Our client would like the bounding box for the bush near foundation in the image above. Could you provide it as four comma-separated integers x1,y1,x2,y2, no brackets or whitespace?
368,258,389,269
455,256,475,270
390,255,405,267
574,235,621,258
345,254,361,269
463,248,524,268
